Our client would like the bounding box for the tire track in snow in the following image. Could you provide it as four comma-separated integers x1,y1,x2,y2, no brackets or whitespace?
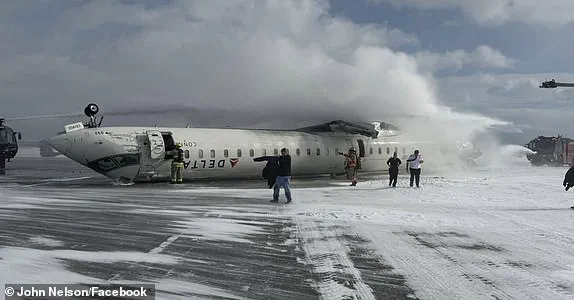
342,233,420,300
355,226,518,300
358,224,574,300
296,217,376,300
403,231,518,300
476,210,574,299
402,230,574,300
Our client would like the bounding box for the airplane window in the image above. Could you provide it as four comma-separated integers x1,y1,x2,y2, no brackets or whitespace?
386,147,390,154
185,150,189,159
335,148,339,154
296,148,300,156
306,148,311,156
402,147,406,154
378,147,382,155
316,148,320,156
210,149,215,158
250,149,254,157
369,147,373,155
261,149,266,156
326,148,330,156
198,149,203,158
237,149,242,157
224,149,229,158
274,149,278,155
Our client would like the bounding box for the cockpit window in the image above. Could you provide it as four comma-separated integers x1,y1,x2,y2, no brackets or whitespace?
0,128,15,144
88,153,140,172
114,154,140,166
95,158,117,171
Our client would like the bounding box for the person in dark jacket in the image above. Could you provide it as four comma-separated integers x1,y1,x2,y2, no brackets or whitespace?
387,152,401,187
563,165,574,191
253,155,279,188
273,148,292,203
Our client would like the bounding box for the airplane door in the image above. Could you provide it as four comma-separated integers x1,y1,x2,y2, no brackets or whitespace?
357,139,365,157
146,130,165,159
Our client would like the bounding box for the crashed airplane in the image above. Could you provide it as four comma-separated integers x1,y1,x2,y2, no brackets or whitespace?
48,104,475,183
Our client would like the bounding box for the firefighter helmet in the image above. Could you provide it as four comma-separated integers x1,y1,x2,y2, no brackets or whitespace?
175,142,182,148
349,147,356,152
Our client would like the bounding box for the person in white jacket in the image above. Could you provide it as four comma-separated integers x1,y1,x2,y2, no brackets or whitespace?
406,150,424,187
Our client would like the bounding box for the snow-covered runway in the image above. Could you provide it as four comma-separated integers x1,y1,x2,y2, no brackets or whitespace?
1,156,573,299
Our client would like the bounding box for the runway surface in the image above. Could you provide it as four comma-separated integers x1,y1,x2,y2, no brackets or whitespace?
2,155,574,299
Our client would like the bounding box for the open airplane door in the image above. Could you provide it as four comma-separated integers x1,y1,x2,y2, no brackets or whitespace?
357,139,365,157
136,131,171,181
146,130,165,159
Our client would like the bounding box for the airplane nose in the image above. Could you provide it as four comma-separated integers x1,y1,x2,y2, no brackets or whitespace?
49,134,71,155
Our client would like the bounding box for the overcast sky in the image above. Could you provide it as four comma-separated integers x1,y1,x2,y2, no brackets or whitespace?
2,0,574,144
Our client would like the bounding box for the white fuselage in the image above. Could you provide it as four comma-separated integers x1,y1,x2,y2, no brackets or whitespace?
49,126,446,182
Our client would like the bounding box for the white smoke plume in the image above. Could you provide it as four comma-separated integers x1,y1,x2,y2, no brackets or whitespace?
2,0,517,166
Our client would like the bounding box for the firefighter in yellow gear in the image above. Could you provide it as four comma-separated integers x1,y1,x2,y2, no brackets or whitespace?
170,143,184,184
338,147,360,186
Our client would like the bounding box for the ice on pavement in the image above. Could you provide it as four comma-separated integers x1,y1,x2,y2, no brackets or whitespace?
1,154,574,299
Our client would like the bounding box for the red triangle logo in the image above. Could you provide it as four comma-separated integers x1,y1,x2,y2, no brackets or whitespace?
230,158,239,168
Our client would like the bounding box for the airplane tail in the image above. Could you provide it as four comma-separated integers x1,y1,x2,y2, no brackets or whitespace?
39,140,61,157
18,140,62,157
